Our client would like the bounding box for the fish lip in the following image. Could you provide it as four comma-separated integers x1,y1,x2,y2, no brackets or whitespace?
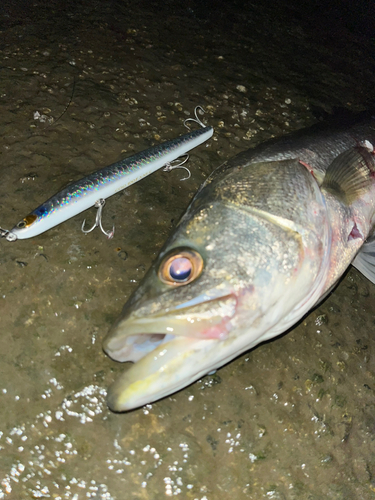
103,332,174,363
103,292,238,362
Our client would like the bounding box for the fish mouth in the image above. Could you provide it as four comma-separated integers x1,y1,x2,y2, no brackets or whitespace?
103,293,238,412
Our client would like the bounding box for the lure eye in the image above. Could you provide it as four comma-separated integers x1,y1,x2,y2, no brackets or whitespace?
16,214,38,228
158,248,204,286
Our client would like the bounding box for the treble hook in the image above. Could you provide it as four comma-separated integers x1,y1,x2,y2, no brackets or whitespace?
81,199,115,239
163,153,191,181
184,105,206,130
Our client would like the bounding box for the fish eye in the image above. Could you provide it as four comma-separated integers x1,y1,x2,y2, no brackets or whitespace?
16,214,38,228
158,248,204,286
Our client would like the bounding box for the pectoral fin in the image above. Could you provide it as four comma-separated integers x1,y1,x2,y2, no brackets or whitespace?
352,235,375,284
321,145,375,204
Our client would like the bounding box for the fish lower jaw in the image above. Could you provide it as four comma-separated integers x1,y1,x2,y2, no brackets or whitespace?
104,322,268,412
105,335,217,412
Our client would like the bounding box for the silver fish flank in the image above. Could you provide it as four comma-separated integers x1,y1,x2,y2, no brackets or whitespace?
104,114,375,411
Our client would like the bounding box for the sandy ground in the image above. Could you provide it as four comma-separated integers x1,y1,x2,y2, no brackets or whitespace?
0,0,375,498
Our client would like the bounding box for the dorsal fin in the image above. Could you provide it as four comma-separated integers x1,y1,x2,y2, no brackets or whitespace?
321,144,375,204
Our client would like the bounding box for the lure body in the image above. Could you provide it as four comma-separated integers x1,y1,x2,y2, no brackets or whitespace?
4,125,213,240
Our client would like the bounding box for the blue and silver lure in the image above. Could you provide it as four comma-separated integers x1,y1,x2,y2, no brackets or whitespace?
0,108,213,241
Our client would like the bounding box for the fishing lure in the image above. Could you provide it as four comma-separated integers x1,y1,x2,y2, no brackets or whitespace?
0,107,213,241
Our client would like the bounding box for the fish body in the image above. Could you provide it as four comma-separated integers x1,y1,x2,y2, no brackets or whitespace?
104,114,375,411
1,125,213,240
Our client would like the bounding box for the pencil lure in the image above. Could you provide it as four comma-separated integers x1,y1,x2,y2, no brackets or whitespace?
0,108,213,241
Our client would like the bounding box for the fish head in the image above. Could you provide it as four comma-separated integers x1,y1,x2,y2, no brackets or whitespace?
104,159,330,411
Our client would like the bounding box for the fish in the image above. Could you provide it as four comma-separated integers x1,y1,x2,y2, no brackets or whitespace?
0,112,213,241
103,113,375,412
